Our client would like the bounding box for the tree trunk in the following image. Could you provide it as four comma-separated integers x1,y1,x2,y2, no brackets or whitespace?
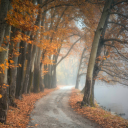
44,56,52,88
22,43,32,94
33,48,42,93
52,65,57,88
27,68,34,94
39,63,44,92
44,65,51,88
0,0,10,46
75,48,86,89
15,40,27,99
82,0,112,107
33,67,40,93
75,76,80,89
0,23,11,123
8,28,20,107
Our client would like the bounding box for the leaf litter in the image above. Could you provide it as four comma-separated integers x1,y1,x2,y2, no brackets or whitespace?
69,88,128,128
0,87,58,128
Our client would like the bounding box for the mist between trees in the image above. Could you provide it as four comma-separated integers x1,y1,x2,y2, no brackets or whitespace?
0,0,128,124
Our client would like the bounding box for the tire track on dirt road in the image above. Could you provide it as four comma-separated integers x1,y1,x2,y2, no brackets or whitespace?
27,86,100,128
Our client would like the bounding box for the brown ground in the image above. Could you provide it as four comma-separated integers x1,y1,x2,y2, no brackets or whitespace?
0,87,58,128
27,86,99,128
1,86,127,128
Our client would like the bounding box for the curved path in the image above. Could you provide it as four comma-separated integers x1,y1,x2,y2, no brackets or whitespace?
27,86,99,128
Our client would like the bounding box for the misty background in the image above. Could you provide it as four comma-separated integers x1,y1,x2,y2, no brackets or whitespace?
57,57,128,120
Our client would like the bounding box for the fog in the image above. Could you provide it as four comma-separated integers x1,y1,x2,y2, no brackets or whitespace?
80,81,128,120
57,57,128,120
57,57,79,85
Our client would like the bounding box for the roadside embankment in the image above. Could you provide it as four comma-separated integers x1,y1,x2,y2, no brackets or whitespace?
0,87,58,128
69,88,128,128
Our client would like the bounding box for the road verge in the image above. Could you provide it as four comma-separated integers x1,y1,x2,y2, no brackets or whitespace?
0,87,58,128
69,88,128,128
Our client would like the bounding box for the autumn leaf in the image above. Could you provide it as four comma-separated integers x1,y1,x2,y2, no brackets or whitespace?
0,47,6,52
69,88,128,128
0,87,58,128
35,124,39,126
0,94,2,98
10,60,14,64
19,64,22,67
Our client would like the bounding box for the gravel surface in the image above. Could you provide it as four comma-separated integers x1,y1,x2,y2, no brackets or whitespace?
27,86,99,128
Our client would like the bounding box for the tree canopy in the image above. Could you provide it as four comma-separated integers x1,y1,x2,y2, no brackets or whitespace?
0,0,128,123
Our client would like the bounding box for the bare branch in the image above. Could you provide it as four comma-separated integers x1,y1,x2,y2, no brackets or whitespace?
56,36,83,66
113,0,128,7
108,22,128,31
104,38,128,44
110,12,128,19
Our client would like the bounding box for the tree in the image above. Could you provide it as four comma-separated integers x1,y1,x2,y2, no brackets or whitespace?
82,0,128,107
82,0,113,107
75,48,87,89
0,0,12,123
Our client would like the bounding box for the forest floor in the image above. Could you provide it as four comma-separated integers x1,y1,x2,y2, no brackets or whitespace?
69,88,128,128
1,86,127,128
27,85,99,128
0,87,58,128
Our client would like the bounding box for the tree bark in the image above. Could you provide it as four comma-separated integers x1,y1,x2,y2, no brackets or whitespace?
27,68,34,94
0,0,12,122
75,48,86,89
82,0,113,107
0,23,11,123
22,43,32,94
33,47,42,93
39,63,44,92
15,40,27,99
52,65,57,88
0,0,10,46
8,27,20,106
44,65,51,88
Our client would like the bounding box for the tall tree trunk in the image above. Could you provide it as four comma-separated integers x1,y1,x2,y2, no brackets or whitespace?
44,56,52,88
51,55,58,88
0,23,11,123
15,40,27,99
27,68,34,94
39,63,44,92
75,48,86,89
26,44,37,93
0,0,10,46
0,0,11,123
44,65,51,88
22,43,32,94
33,67,40,93
81,14,110,94
82,0,113,107
52,65,57,88
8,27,20,106
33,47,42,93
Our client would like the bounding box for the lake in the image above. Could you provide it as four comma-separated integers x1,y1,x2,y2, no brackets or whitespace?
79,81,128,119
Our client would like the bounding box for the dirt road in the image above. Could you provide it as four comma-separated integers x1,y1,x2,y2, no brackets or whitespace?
27,86,99,128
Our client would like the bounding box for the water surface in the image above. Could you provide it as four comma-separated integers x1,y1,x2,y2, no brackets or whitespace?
80,81,128,119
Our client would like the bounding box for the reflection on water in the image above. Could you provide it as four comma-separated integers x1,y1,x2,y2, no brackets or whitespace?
80,81,128,119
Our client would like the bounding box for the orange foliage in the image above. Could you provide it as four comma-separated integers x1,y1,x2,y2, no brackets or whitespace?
6,0,39,31
69,88,128,128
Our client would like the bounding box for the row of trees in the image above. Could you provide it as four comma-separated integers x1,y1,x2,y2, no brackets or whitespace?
0,0,97,123
75,0,128,107
1,0,127,124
